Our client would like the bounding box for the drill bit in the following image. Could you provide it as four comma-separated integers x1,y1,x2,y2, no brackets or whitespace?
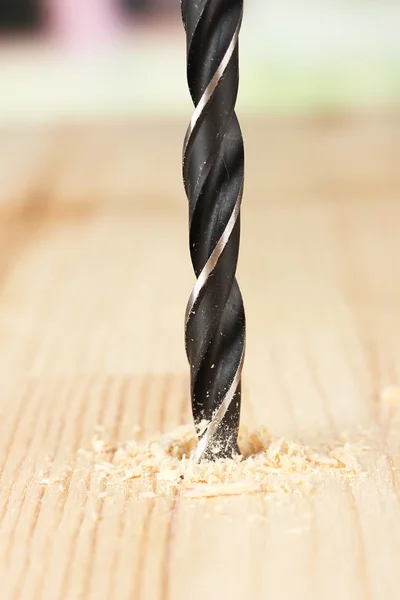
181,0,246,462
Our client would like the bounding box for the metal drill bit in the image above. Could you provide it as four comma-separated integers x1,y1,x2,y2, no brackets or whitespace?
181,0,246,462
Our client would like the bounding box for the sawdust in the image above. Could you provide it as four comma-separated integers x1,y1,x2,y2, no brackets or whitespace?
67,423,368,499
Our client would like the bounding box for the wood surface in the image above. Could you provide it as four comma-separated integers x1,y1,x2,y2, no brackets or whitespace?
0,114,400,600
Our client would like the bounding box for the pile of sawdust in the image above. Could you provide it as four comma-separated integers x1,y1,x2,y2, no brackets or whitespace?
74,424,368,498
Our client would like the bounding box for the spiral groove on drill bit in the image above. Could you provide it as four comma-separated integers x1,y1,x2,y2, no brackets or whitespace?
181,0,246,462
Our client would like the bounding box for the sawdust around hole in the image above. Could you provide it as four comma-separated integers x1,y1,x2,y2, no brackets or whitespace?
47,423,370,499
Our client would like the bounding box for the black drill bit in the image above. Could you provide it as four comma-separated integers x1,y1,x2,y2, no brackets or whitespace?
181,0,246,462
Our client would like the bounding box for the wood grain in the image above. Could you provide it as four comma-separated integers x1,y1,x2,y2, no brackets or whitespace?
0,114,400,600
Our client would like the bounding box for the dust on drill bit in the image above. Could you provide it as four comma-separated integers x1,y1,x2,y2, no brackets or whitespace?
68,424,368,499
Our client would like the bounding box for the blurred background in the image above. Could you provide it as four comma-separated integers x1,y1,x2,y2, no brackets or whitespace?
0,0,399,123
0,0,399,385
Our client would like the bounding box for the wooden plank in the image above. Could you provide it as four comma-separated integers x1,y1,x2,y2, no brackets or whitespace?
0,116,399,599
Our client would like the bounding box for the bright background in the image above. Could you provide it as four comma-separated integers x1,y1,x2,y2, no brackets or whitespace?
0,0,399,124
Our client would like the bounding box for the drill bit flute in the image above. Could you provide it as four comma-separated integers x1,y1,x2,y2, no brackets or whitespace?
182,0,246,462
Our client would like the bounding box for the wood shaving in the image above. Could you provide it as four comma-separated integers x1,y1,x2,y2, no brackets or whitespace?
70,424,367,499
186,482,261,498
